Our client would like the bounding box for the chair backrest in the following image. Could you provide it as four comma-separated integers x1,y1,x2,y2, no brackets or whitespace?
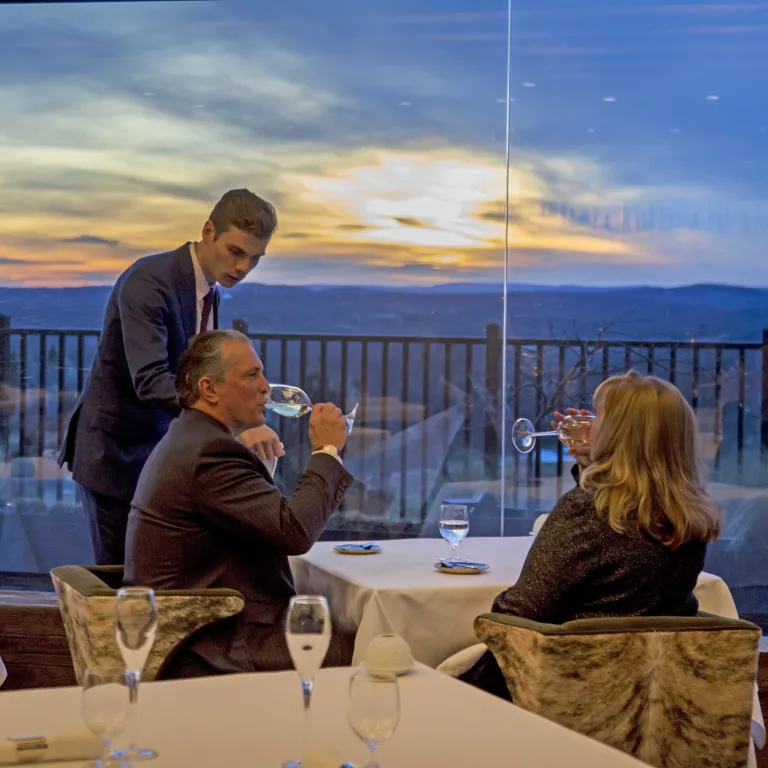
475,612,760,768
51,565,245,684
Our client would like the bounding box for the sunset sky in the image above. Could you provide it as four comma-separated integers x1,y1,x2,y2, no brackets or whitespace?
1,0,767,287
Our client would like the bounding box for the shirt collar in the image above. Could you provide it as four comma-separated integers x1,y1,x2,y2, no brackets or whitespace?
189,242,215,302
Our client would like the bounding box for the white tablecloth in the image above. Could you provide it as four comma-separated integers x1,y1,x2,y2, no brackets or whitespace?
292,536,765,762
0,665,645,767
292,536,741,667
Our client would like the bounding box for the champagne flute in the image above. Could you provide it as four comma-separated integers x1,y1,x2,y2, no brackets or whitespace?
81,666,130,768
283,595,332,768
511,413,594,454
347,669,400,768
113,587,158,762
266,384,359,436
438,503,470,563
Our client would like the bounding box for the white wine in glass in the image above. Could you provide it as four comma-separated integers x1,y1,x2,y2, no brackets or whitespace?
266,384,359,436
113,587,158,762
511,414,594,455
283,595,332,768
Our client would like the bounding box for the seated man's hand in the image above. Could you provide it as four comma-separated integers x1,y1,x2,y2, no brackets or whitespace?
309,403,348,452
239,425,285,464
551,407,593,468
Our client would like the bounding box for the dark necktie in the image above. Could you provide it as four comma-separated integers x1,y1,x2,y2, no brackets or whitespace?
200,288,214,332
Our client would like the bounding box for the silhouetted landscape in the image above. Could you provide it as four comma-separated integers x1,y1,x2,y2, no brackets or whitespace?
1,283,767,341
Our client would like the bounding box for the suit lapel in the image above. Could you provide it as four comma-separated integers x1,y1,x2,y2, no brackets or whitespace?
174,243,197,341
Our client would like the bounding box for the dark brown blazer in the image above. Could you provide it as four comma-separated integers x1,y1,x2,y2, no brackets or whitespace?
124,408,353,675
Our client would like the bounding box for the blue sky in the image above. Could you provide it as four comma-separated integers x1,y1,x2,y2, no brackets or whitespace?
0,0,766,286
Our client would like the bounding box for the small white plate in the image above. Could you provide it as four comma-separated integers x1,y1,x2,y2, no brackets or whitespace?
334,543,382,555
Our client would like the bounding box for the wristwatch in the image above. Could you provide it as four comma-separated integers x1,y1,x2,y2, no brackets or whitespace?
313,445,342,464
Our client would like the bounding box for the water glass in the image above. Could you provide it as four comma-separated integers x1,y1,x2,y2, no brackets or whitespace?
438,503,470,562
283,595,332,768
81,666,130,767
347,668,400,768
113,587,158,761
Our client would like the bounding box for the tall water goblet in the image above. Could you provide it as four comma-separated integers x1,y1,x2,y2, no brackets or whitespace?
438,503,470,563
511,413,594,454
81,665,130,768
283,595,332,768
347,668,400,768
266,384,359,436
113,587,158,762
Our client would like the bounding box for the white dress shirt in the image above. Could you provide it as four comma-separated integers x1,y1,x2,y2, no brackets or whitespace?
189,243,216,333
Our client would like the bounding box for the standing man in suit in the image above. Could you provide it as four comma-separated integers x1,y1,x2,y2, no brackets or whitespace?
59,189,284,565
125,330,353,677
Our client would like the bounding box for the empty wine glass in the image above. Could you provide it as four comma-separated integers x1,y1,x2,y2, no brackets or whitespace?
439,503,470,563
266,384,359,436
347,668,400,768
283,595,332,768
511,414,595,454
81,666,130,768
113,587,158,762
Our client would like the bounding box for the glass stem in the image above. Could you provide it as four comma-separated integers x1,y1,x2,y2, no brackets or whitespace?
301,677,314,757
127,669,140,751
102,738,112,765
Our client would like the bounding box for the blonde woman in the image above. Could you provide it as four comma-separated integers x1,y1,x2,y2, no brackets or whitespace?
460,370,722,699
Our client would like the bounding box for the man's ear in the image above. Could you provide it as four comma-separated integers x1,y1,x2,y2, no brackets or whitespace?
202,219,216,243
197,376,218,404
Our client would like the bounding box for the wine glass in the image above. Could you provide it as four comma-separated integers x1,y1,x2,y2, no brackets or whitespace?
438,503,470,563
113,587,158,762
511,413,595,454
81,666,130,768
283,595,332,768
266,384,359,436
347,668,400,768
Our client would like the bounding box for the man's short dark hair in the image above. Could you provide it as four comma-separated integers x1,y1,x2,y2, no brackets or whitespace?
176,330,253,408
209,189,278,241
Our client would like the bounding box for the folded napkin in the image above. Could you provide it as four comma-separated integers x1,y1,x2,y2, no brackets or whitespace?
0,731,102,765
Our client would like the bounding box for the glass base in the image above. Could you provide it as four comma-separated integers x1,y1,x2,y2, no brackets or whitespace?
113,746,158,761
284,761,356,768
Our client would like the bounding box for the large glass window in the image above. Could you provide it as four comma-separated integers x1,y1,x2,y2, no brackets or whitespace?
0,0,509,571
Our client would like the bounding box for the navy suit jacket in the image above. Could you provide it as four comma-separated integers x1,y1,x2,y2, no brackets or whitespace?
59,243,219,501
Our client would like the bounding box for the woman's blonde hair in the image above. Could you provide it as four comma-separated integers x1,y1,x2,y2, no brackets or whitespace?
580,370,721,549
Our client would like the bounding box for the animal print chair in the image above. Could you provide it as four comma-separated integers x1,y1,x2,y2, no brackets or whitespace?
51,565,244,683
474,612,760,768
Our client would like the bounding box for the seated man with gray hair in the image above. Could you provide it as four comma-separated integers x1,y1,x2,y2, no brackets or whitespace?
124,330,353,678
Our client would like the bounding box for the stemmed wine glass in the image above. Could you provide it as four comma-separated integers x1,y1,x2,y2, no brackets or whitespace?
283,595,332,768
113,587,158,762
81,665,130,768
266,384,359,436
347,668,400,768
438,503,470,563
511,414,594,454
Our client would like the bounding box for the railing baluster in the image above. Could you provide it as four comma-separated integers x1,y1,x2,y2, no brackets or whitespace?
464,343,472,475
421,342,430,518
19,333,27,458
738,348,746,463
669,346,677,386
77,334,85,395
360,340,369,499
714,346,723,452
556,345,566,476
259,336,268,372
320,341,327,402
299,339,307,454
400,342,409,520
692,347,700,411
381,341,389,492
57,334,66,501
38,334,47,498
535,344,543,479
341,340,348,416
647,344,654,375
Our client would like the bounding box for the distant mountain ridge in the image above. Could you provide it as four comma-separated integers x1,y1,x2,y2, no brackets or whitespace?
0,283,765,341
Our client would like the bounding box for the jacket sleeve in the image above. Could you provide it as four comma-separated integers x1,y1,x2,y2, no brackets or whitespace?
491,491,600,623
195,440,353,555
117,270,181,415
